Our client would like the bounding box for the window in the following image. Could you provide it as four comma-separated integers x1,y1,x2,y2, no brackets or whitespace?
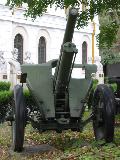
14,34,23,64
38,36,46,64
82,41,87,64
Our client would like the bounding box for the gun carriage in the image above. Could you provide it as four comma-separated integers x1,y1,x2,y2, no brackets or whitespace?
11,8,116,152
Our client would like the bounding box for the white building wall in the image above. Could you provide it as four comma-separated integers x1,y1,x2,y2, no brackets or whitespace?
0,20,12,56
0,3,101,82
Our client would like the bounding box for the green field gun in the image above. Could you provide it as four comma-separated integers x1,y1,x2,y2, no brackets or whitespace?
10,8,116,152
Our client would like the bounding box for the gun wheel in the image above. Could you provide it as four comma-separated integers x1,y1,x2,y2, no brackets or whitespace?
12,85,26,152
93,84,115,143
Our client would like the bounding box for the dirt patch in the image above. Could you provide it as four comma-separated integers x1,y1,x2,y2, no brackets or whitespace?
9,144,55,156
0,147,3,156
23,144,55,155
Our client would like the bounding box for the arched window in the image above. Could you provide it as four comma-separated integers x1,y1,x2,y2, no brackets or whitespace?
38,36,46,64
82,41,87,64
14,34,23,64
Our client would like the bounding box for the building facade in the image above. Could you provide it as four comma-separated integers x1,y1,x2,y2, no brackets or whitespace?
0,2,102,82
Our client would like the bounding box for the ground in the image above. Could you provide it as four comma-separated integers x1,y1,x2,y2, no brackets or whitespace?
0,114,120,160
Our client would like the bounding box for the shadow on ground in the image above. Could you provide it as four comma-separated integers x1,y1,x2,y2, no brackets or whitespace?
9,144,55,156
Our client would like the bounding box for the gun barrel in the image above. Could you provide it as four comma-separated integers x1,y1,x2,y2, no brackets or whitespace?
55,42,78,93
63,8,78,44
54,8,78,94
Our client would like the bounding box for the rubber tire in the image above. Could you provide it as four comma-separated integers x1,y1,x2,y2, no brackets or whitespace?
12,84,26,152
93,84,115,143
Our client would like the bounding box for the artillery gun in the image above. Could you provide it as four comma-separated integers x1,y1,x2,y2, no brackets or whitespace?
11,8,115,152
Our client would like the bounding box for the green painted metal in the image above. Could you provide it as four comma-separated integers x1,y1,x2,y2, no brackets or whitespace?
21,7,97,129
21,62,97,119
62,8,78,44
53,7,78,90
69,64,97,117
21,62,55,118
54,42,78,93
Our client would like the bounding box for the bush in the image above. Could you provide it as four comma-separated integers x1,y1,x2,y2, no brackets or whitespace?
0,90,12,103
0,91,13,122
0,89,35,123
0,81,11,91
87,79,98,109
92,79,98,90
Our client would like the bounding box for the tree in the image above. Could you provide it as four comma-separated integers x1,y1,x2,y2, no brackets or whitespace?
98,10,120,49
7,0,120,48
99,10,120,64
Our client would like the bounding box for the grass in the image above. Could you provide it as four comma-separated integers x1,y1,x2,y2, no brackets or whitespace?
0,114,120,160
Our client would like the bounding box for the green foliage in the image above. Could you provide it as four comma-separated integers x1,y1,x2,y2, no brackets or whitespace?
0,82,12,122
98,10,120,64
0,90,12,103
0,81,11,91
0,90,13,122
104,78,117,92
101,49,120,65
0,89,34,123
109,83,117,92
87,79,98,109
98,21,119,49
92,79,98,90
